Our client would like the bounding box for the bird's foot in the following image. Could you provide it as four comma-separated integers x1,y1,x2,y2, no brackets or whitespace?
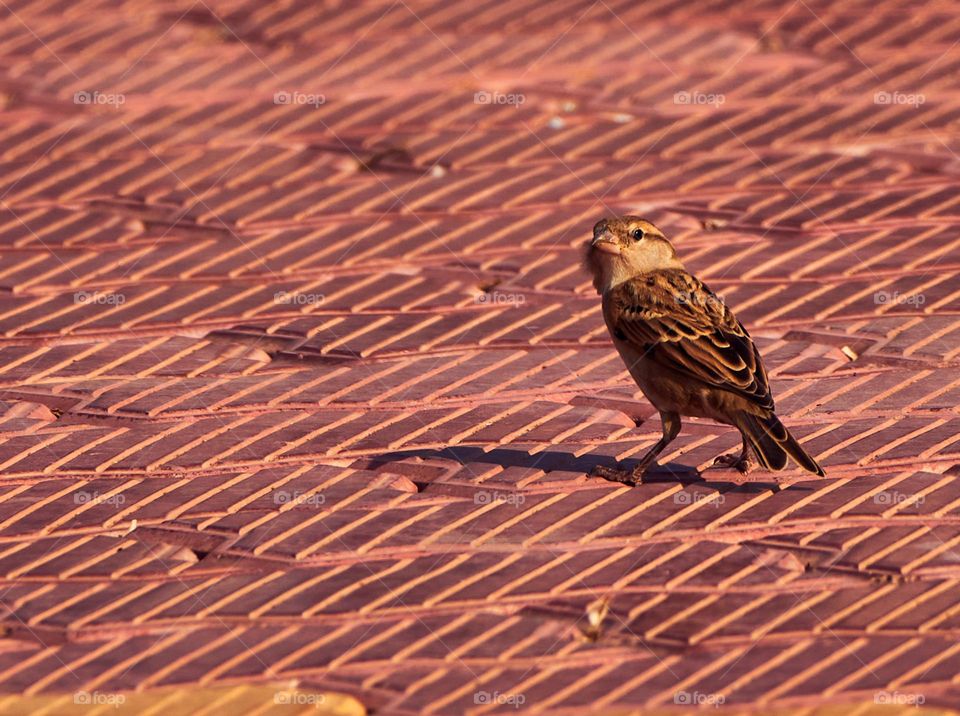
590,464,644,487
713,452,755,474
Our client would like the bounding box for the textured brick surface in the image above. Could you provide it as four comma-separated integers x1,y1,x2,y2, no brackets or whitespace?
0,0,958,713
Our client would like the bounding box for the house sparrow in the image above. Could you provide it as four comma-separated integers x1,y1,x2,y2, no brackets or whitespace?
585,216,824,484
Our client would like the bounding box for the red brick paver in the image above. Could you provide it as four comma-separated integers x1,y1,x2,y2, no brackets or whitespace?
0,0,958,713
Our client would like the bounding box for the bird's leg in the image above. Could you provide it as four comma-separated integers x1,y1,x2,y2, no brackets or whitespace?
627,410,681,482
591,411,681,487
713,436,756,474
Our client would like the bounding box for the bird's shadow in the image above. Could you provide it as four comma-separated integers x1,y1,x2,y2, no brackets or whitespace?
362,445,798,494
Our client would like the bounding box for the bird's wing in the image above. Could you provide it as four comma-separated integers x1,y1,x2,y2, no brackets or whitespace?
606,270,774,411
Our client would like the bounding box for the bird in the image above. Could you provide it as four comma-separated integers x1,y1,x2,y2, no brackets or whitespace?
584,216,824,484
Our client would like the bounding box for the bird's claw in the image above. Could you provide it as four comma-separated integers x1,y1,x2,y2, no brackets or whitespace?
591,463,646,486
713,453,755,474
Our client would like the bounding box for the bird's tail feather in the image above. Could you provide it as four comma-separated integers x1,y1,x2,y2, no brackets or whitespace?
736,412,824,476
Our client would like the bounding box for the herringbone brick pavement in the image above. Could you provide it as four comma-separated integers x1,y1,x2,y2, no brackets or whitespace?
0,0,957,713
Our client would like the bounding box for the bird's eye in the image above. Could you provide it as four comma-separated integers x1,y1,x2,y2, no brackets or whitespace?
632,228,644,240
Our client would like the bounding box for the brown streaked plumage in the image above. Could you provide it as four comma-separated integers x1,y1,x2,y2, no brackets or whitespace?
585,216,824,483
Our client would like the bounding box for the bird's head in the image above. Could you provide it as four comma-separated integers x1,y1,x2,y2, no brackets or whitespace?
584,216,683,294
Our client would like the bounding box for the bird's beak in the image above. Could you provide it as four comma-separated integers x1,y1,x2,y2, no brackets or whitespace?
591,230,621,256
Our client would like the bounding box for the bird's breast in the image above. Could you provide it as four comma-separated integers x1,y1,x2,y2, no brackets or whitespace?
608,329,730,423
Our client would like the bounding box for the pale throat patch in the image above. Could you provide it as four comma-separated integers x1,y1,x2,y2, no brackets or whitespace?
591,239,683,294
